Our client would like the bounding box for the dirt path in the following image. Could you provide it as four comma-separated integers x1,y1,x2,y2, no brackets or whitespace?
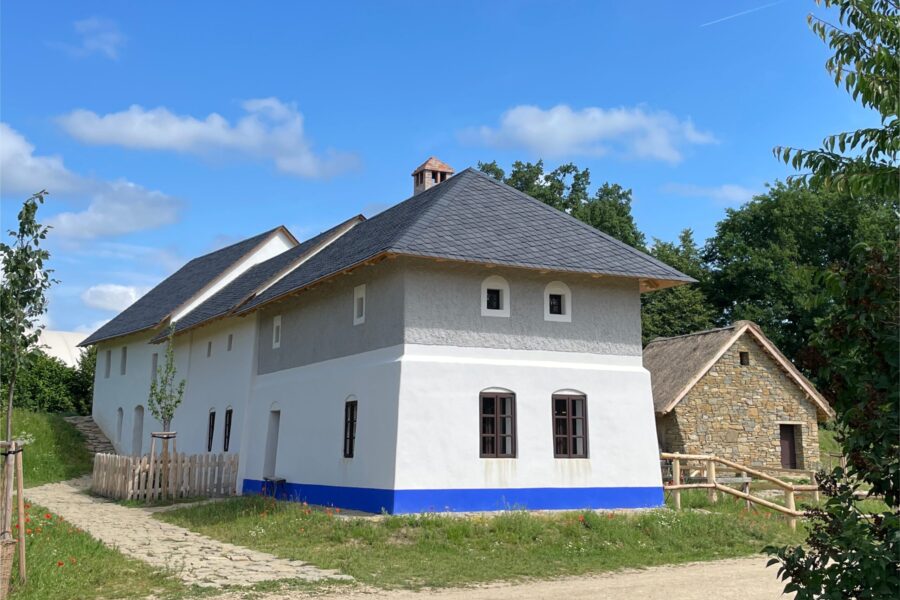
210,556,792,600
24,477,349,588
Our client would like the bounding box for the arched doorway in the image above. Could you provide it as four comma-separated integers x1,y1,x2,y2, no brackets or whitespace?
132,405,145,456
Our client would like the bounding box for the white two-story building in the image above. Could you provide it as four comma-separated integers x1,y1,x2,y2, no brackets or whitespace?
81,159,693,513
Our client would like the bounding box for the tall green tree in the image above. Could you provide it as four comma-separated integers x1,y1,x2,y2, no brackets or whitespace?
775,0,898,197
703,181,895,378
642,230,716,343
0,191,54,441
766,2,899,598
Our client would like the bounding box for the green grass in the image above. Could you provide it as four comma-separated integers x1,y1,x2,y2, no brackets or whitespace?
7,503,194,600
819,427,842,458
158,493,804,590
1,409,93,487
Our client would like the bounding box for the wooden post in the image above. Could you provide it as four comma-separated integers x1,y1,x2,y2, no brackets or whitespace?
14,442,26,584
0,444,14,542
786,489,796,531
147,436,157,504
741,470,751,510
810,471,820,503
707,459,718,503
672,457,681,510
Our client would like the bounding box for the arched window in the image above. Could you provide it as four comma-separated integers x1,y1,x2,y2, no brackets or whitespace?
544,281,572,322
481,275,510,318
223,407,234,452
116,407,124,443
343,396,358,458
207,409,216,452
480,388,516,458
552,392,588,458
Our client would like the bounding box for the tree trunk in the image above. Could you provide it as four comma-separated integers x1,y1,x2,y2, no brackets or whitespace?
5,372,15,443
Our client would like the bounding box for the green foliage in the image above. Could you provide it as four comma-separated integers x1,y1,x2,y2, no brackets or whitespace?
1,191,56,440
147,326,185,431
768,240,899,598
0,347,94,415
642,230,716,343
0,409,92,488
161,495,802,589
774,0,899,197
703,181,896,379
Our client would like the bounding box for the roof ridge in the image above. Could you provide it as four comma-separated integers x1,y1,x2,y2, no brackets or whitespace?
646,323,738,344
390,170,474,250
461,169,692,281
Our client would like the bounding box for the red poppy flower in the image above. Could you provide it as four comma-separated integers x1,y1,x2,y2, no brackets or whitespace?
57,561,64,567
25,529,32,535
24,503,30,509
578,515,585,522
44,513,52,520
24,517,30,523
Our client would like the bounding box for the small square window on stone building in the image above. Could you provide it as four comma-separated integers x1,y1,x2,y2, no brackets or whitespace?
739,351,750,366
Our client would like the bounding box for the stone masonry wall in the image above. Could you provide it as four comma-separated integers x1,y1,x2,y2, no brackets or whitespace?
659,333,820,470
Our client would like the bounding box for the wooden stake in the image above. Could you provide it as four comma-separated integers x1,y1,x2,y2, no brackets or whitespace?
15,442,25,584
786,490,797,531
672,458,681,510
707,459,718,503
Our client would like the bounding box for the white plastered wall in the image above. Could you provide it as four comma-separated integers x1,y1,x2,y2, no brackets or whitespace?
240,345,403,490
393,344,664,490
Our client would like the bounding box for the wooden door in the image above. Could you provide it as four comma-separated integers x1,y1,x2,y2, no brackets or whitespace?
780,424,797,469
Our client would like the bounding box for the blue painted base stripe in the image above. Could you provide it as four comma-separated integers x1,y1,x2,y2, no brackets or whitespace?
242,479,663,514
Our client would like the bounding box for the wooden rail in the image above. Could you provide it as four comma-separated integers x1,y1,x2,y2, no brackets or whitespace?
661,452,819,530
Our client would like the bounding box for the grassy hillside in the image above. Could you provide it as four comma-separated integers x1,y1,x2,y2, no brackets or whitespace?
1,409,93,487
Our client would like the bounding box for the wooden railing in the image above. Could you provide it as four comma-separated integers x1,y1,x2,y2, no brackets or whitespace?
92,452,239,502
661,452,820,530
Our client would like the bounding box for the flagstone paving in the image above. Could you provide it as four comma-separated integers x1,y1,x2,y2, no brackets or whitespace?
25,476,349,588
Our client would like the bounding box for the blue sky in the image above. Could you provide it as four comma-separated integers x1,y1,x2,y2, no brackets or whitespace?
0,1,873,332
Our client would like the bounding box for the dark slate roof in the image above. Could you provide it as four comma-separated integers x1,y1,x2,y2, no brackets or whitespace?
80,227,286,346
152,217,364,341
239,168,693,313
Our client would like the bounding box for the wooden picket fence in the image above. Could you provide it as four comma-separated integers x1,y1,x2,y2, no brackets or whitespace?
91,452,239,502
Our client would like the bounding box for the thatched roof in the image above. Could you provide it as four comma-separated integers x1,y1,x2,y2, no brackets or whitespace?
643,320,833,419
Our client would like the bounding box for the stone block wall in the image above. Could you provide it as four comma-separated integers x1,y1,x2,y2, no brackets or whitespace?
657,333,820,470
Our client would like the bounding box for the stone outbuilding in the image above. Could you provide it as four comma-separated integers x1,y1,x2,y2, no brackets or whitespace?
644,321,833,471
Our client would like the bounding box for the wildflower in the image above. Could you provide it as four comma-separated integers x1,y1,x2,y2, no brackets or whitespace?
335,508,341,514
24,503,30,509
14,524,18,529
57,561,64,567
578,515,585,522
69,557,77,565
24,517,30,523
45,513,52,520
35,528,42,534
26,529,32,535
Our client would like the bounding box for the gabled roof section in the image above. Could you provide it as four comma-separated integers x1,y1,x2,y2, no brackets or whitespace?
238,169,694,314
412,156,454,175
79,226,294,346
644,320,833,419
152,216,364,341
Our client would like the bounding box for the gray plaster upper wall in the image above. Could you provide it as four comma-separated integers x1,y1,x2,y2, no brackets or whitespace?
257,259,405,375
257,256,644,375
402,258,643,356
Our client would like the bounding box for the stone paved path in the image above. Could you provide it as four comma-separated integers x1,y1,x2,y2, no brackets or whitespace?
63,416,116,455
25,477,349,588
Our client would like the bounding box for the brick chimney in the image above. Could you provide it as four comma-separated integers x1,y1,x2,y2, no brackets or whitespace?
412,157,454,195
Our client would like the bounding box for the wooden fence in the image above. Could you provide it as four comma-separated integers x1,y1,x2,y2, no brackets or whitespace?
661,452,821,530
91,452,239,502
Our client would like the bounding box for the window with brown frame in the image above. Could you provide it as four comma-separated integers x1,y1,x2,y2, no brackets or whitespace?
343,400,358,458
480,392,516,458
739,351,750,366
223,408,233,452
207,410,216,452
553,394,588,458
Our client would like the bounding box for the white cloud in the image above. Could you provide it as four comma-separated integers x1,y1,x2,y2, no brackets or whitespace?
58,98,359,178
662,182,758,206
462,104,716,163
0,122,181,239
81,284,149,312
58,17,126,60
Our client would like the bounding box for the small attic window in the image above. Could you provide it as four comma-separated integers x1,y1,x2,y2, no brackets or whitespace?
481,275,510,317
739,351,750,366
207,341,212,358
354,284,366,325
272,315,282,349
431,171,438,182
